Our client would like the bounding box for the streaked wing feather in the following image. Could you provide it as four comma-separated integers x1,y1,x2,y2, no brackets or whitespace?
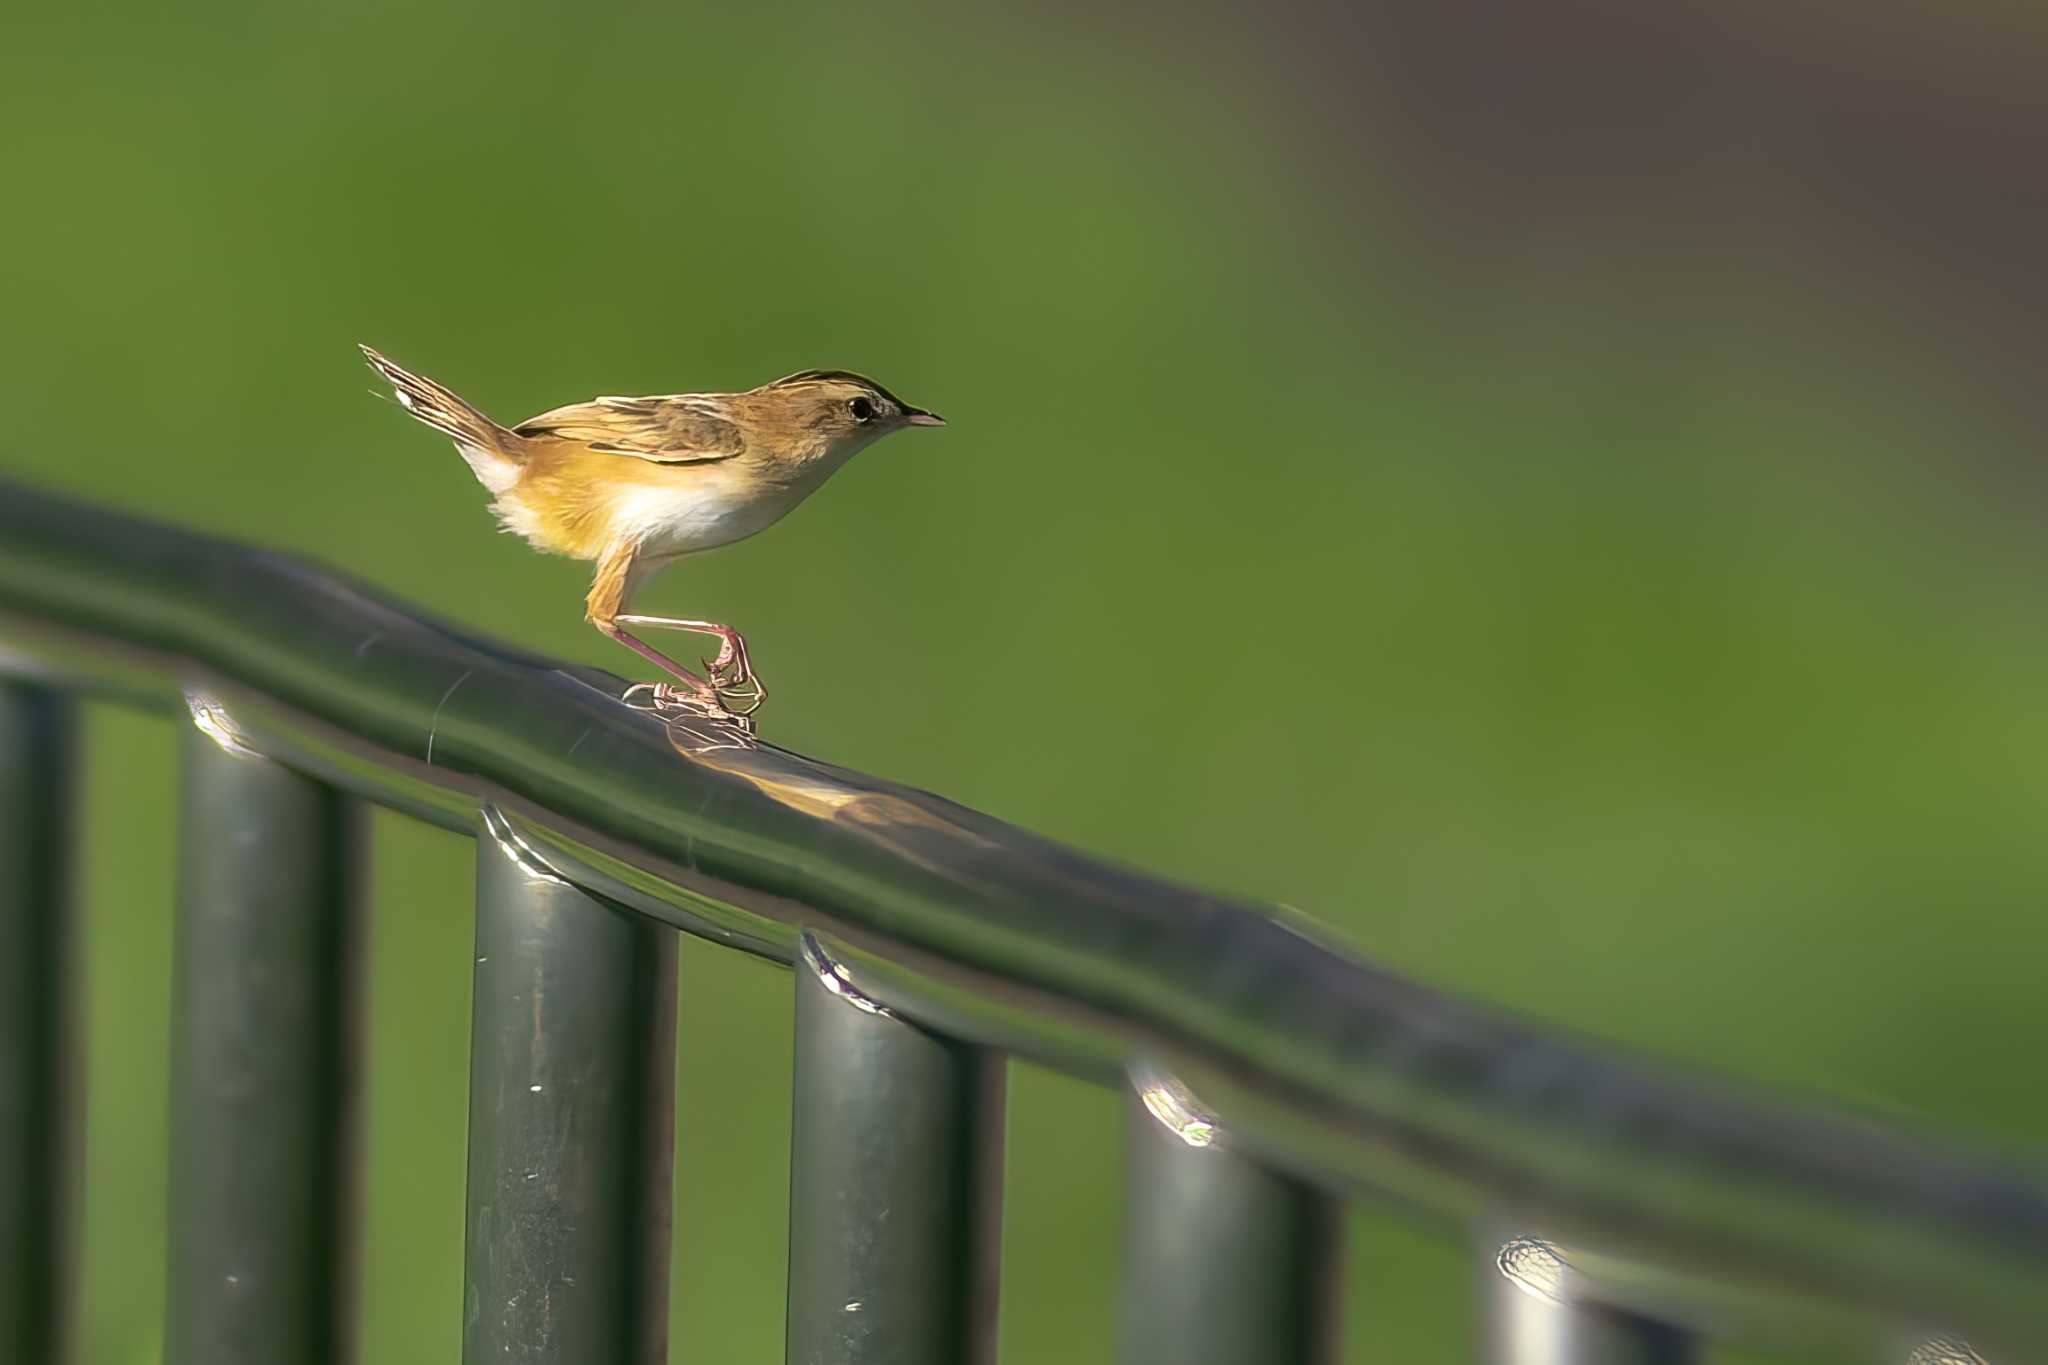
513,396,744,464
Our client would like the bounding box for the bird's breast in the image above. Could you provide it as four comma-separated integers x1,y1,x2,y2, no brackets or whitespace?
602,468,808,558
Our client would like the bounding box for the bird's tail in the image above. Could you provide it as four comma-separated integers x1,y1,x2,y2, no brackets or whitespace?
359,344,523,493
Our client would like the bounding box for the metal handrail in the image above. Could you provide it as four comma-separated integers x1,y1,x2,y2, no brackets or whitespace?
3,473,2045,1360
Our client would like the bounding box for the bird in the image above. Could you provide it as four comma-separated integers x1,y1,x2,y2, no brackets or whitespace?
359,345,944,724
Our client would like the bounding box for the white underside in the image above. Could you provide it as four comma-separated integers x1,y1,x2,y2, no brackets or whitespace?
485,470,810,561
463,437,861,563
610,479,803,557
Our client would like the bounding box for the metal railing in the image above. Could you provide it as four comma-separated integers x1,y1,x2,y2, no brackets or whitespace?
1,472,2043,1365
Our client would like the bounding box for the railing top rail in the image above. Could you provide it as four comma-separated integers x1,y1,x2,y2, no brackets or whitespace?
3,475,2044,1355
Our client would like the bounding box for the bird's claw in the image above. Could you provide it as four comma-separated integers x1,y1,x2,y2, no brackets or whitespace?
711,672,767,718
700,633,753,684
617,626,766,730
620,681,759,735
698,635,766,717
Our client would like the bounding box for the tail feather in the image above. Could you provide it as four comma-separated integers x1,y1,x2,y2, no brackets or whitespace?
360,344,523,493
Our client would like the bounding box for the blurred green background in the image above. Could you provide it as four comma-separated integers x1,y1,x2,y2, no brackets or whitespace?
6,1,2048,1361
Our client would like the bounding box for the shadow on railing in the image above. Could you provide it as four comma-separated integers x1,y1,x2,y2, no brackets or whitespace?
2,473,2044,1365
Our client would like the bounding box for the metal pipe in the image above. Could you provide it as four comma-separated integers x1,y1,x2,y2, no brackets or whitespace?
1120,1067,1341,1365
1485,1235,1697,1365
164,715,366,1365
0,682,78,1365
785,932,1004,1365
5,478,2048,1353
464,806,677,1365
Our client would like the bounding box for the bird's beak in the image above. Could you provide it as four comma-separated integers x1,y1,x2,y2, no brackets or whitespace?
902,407,946,427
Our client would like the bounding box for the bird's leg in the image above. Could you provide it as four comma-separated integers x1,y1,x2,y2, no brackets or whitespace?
589,549,762,724
588,548,724,711
596,620,719,706
614,614,751,682
614,614,767,715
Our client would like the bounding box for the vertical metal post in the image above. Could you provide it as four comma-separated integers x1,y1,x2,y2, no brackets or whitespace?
1120,1069,1341,1365
165,712,366,1365
0,682,78,1365
1485,1235,1697,1365
464,807,676,1365
785,932,1005,1365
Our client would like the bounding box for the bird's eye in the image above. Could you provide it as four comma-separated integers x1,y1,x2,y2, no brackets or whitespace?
848,396,875,423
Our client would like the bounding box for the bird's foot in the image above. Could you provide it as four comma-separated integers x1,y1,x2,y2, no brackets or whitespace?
610,615,767,722
700,631,768,718
620,681,758,736
708,671,767,718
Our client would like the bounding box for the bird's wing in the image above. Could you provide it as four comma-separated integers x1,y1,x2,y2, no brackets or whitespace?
512,395,745,464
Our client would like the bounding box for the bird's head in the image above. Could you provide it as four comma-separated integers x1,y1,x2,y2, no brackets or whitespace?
746,369,945,458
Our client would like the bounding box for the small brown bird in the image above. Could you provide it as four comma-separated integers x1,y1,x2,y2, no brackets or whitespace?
361,346,943,721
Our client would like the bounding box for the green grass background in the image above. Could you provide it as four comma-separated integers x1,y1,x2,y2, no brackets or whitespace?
6,2,2047,1361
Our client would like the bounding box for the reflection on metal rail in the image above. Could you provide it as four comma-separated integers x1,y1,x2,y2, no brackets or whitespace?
1,473,2044,1364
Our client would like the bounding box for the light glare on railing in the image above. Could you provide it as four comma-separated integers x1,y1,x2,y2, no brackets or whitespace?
1133,1065,1220,1149
183,689,259,758
1496,1235,1571,1306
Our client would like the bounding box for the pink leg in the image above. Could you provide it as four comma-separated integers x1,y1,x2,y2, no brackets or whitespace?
614,613,766,712
596,622,716,700
615,614,748,670
587,554,757,724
